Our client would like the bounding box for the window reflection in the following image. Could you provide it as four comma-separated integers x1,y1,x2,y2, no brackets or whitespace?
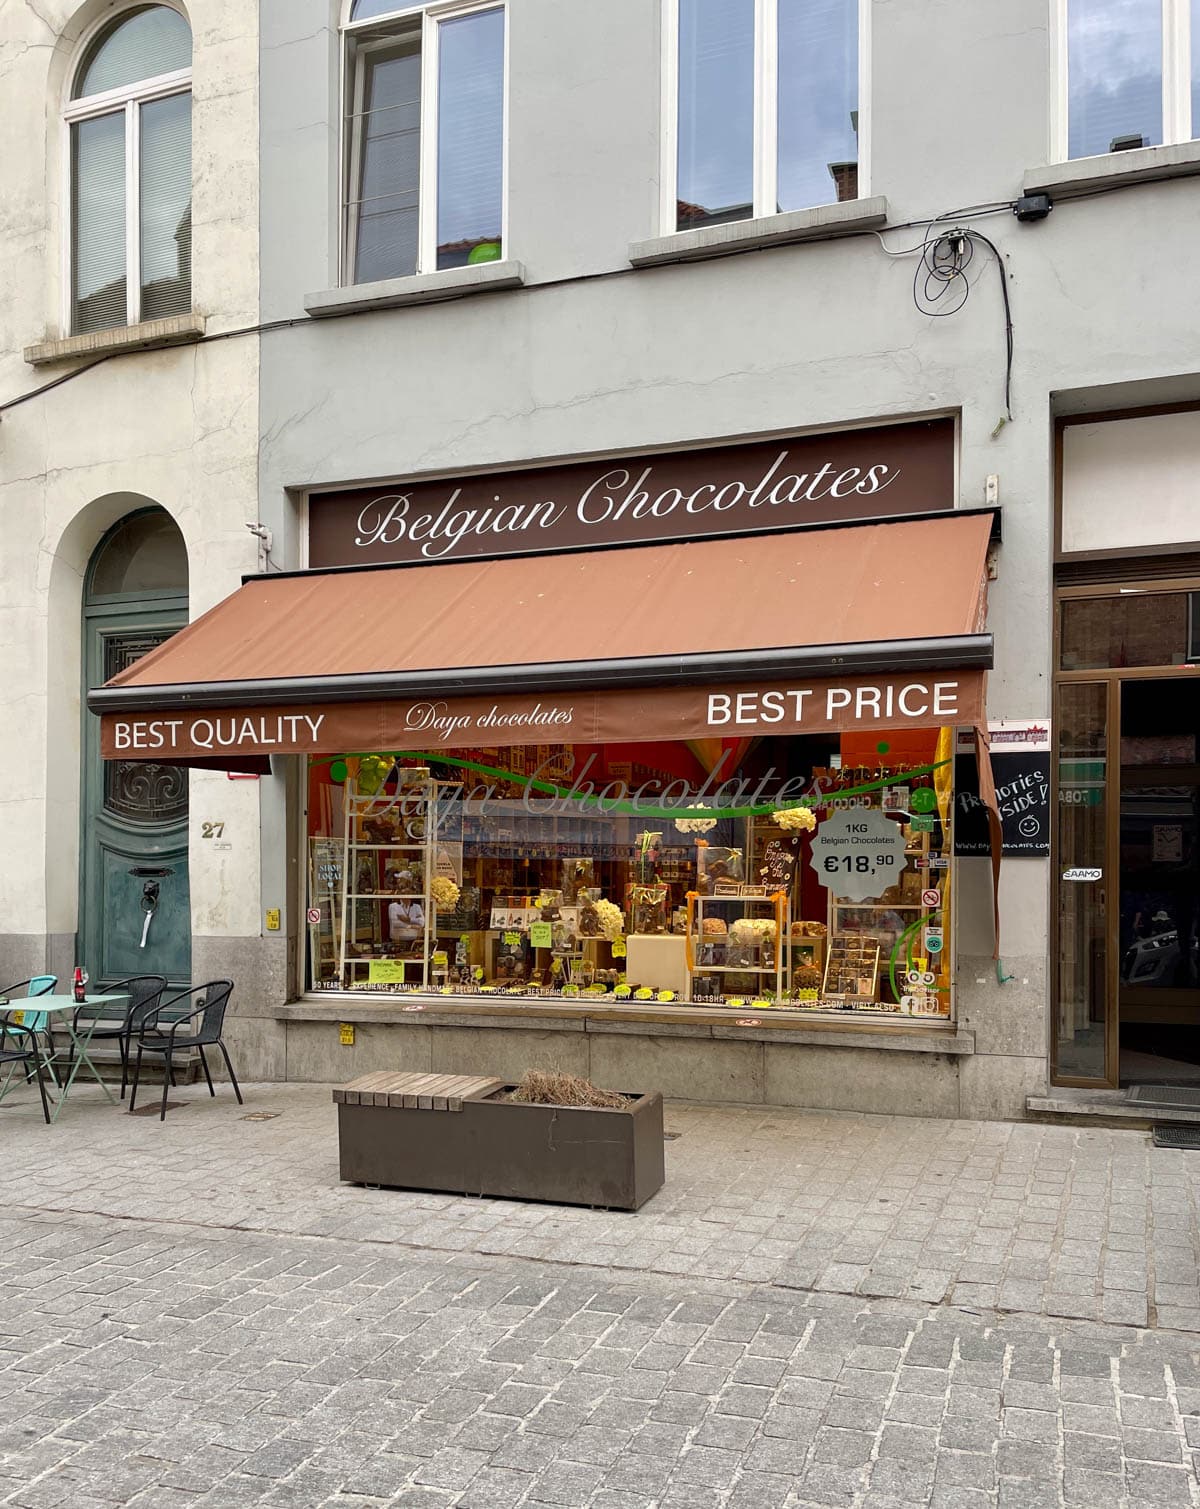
436,8,505,269
677,0,755,229
777,0,858,211
1060,593,1199,671
1068,0,1162,159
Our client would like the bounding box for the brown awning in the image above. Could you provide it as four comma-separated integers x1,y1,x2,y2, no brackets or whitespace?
91,513,994,761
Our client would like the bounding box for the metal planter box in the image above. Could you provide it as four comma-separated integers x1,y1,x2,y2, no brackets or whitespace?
334,1072,665,1211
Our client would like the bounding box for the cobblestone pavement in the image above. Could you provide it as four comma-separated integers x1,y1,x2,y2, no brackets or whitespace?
3,1085,1200,1505
4,1205,1200,1508
2,1084,1199,1330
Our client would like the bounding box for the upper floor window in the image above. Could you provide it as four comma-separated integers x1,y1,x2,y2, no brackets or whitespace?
343,0,506,285
667,0,864,233
1064,0,1198,159
66,5,192,335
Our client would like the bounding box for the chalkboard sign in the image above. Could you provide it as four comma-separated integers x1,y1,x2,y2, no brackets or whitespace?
954,751,1051,857
759,839,799,893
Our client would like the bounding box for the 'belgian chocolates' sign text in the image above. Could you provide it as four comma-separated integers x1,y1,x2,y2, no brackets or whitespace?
307,417,956,567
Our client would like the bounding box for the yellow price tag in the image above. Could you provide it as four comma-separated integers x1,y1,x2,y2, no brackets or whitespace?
656,990,676,1003
367,960,407,983
634,987,654,1000
610,938,627,958
338,1022,355,1045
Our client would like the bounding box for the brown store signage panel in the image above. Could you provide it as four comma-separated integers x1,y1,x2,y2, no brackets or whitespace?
100,670,987,761
307,417,957,567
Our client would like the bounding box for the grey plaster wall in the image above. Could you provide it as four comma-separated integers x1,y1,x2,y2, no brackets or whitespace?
253,0,1200,1109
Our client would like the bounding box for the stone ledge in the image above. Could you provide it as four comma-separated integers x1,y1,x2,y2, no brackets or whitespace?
1028,1089,1199,1127
25,312,207,366
629,196,888,268
304,259,525,317
1024,140,1200,200
279,997,973,1054
717,1024,974,1054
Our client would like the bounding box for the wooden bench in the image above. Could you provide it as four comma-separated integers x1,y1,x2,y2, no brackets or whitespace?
333,1072,505,1111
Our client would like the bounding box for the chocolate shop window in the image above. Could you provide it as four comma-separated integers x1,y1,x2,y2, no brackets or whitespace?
303,735,954,1021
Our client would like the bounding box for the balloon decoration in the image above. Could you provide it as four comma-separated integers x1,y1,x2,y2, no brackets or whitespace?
684,736,755,780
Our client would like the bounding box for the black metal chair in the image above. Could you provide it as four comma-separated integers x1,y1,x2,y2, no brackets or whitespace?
0,1009,52,1123
64,975,167,1100
129,980,243,1122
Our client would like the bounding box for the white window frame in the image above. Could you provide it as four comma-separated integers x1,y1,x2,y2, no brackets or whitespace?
61,2,192,334
340,0,509,287
1051,0,1194,162
659,0,870,235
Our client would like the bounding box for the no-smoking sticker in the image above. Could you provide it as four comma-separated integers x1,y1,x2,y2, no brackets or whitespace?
306,907,321,925
921,889,940,908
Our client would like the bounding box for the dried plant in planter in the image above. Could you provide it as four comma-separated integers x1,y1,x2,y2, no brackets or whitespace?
507,1070,632,1110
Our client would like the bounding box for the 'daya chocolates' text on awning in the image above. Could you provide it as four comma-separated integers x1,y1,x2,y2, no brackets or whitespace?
90,513,996,764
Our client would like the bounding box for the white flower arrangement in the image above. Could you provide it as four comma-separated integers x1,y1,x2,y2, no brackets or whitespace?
592,898,625,941
774,804,816,833
429,876,460,911
730,917,777,944
674,803,718,835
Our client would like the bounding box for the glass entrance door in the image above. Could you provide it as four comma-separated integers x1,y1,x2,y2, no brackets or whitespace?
1053,680,1112,1082
1117,677,1200,1083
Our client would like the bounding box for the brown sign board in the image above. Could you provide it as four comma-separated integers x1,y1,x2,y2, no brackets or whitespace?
307,417,956,568
100,669,986,764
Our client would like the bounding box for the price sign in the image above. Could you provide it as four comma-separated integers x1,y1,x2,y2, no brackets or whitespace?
503,931,521,946
367,960,407,983
611,938,627,958
530,922,553,948
808,809,908,902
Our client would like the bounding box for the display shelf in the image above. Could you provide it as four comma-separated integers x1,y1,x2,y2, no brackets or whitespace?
337,775,462,993
685,891,790,1003
347,892,426,900
347,843,425,852
834,902,926,911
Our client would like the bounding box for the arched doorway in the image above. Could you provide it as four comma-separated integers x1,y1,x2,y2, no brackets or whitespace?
80,508,191,986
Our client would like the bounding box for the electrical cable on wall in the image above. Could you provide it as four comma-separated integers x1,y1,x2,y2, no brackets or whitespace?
871,218,1015,433
1,198,1029,424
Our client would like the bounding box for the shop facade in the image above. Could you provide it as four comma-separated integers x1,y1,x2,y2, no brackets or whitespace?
11,0,1200,1119
93,408,1017,1114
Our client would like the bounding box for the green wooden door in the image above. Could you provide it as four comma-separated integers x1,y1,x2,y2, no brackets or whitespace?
81,575,190,989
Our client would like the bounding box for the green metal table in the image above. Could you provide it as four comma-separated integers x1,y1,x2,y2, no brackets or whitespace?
0,993,128,1121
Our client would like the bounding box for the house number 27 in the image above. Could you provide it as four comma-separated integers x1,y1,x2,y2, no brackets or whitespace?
201,821,225,839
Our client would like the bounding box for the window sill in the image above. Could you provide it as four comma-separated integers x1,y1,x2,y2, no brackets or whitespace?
24,312,206,367
628,196,888,268
1024,140,1200,199
282,995,974,1054
304,259,526,318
